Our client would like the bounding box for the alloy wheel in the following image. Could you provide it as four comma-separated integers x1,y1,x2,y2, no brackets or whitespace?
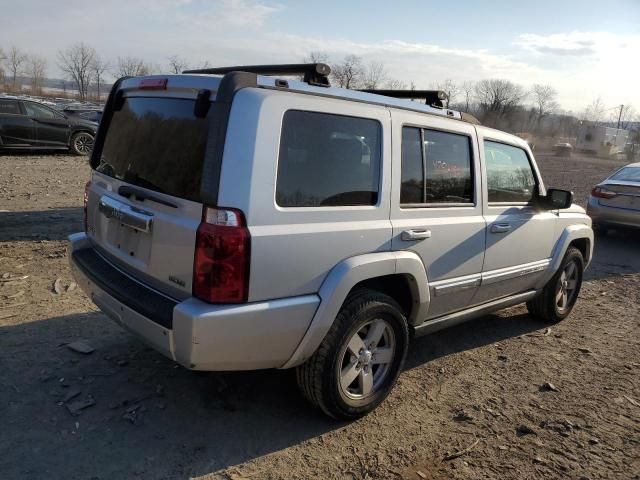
338,318,396,399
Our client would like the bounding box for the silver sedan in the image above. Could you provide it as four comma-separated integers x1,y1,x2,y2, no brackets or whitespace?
587,162,640,232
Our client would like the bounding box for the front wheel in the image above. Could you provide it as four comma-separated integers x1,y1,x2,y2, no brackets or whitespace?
296,289,409,420
527,246,584,323
70,132,94,156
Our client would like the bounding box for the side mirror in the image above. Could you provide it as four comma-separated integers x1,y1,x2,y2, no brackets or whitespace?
539,188,573,210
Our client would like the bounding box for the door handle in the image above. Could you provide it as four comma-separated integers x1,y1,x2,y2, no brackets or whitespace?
401,229,432,241
490,223,511,233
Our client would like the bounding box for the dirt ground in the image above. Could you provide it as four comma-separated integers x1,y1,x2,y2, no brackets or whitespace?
0,151,638,480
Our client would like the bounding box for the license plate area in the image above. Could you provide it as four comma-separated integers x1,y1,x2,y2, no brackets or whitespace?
99,195,153,264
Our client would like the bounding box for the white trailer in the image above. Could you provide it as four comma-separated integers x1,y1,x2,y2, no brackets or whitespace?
576,124,629,156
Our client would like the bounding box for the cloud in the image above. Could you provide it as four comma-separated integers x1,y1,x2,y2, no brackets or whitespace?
514,31,636,58
182,0,281,28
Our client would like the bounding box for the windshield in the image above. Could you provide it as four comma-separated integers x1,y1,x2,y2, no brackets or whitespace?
96,97,209,202
610,166,640,183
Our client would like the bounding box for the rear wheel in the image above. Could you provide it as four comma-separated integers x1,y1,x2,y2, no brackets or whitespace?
527,246,584,323
70,132,94,155
296,289,409,419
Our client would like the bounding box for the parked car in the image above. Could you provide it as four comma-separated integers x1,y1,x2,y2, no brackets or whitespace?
68,65,593,419
587,162,640,232
0,97,98,155
76,110,103,123
553,142,573,156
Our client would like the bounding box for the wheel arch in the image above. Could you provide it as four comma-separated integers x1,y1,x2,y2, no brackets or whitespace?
535,224,593,290
281,251,429,369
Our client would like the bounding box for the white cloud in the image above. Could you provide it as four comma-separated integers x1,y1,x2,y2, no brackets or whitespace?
180,0,281,28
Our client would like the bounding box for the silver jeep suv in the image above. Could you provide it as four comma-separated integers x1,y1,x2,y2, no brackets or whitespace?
69,64,593,419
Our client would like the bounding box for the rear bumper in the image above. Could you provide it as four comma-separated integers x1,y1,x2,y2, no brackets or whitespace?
587,197,640,229
68,233,320,370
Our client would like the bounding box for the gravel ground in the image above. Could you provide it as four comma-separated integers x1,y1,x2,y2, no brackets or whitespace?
0,151,638,480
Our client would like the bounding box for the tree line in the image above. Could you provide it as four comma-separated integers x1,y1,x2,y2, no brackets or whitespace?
0,44,636,139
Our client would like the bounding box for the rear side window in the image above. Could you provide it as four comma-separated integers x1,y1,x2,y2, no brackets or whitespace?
400,127,474,206
96,97,209,202
484,141,536,203
276,111,381,207
24,102,60,119
0,100,20,114
610,166,640,182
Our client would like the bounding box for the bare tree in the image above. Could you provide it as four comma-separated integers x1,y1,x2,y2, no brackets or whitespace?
167,55,189,74
0,47,6,85
531,84,559,127
582,97,606,124
58,43,96,100
460,80,475,111
303,51,329,64
115,56,152,77
362,61,387,89
434,79,460,108
385,78,407,90
26,55,47,95
610,105,637,130
331,55,364,89
475,79,526,114
8,46,27,91
90,56,110,101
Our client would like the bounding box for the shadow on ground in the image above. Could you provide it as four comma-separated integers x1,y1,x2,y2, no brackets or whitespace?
586,228,640,280
0,306,545,479
0,208,82,242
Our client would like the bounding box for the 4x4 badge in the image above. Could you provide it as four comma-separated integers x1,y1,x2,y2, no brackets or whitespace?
168,275,186,287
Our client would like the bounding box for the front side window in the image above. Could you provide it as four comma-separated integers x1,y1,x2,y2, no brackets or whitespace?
24,102,60,119
484,141,536,203
0,100,20,114
400,127,473,205
276,111,381,207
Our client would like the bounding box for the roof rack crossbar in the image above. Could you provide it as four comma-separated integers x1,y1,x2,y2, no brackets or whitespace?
182,63,331,87
357,89,448,107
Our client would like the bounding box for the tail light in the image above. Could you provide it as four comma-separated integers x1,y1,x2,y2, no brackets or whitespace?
591,186,617,199
83,180,91,232
193,207,250,303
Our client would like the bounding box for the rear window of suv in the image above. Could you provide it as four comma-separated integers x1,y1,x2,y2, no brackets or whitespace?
95,97,209,202
276,110,381,207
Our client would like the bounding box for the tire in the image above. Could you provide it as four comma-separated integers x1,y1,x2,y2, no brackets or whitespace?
526,246,584,323
70,132,94,156
296,289,409,420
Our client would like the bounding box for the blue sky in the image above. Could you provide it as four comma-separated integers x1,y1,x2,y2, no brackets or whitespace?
1,0,638,112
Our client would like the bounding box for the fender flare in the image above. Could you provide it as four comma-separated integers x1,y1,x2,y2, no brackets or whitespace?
281,251,429,369
535,224,593,289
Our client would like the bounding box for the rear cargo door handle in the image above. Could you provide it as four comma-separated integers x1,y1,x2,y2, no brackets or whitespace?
490,223,511,234
401,229,432,241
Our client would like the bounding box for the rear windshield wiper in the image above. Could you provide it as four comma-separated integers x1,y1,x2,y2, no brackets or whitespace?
118,185,178,209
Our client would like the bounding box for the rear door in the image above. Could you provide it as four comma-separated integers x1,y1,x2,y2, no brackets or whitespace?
0,99,35,146
390,110,485,320
86,77,218,300
22,101,70,147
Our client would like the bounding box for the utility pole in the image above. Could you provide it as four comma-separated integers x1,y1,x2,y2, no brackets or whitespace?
617,104,624,130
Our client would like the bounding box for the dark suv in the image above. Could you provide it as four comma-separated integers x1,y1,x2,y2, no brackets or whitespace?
0,97,98,155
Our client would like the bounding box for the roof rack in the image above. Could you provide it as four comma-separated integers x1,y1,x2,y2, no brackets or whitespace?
183,63,331,87
357,89,447,108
